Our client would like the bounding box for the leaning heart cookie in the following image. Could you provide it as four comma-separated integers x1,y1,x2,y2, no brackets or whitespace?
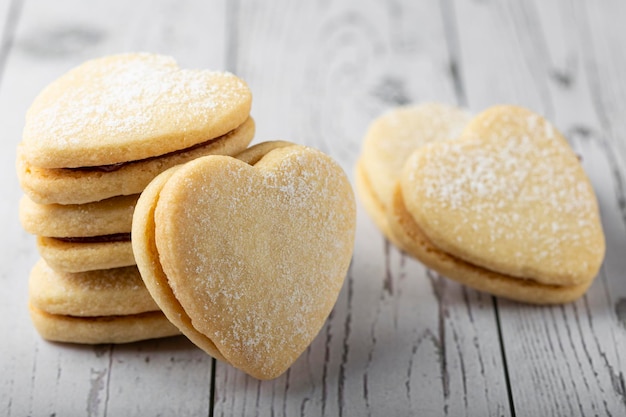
132,142,356,379
389,105,605,304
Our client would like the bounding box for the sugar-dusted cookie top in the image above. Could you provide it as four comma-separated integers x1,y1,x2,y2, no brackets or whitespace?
21,53,252,168
133,142,356,379
360,103,471,209
401,105,605,286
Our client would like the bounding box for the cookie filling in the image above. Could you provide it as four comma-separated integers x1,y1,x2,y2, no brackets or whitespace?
55,233,131,244
65,130,231,173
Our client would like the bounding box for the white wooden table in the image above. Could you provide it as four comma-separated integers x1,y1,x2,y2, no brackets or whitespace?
1,1,626,415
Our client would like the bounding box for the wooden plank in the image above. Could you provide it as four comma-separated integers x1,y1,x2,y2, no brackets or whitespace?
0,0,13,23
105,337,213,417
1,0,623,415
0,2,45,417
213,1,510,415
575,0,626,175
453,0,626,414
0,0,19,81
574,0,626,300
0,0,227,415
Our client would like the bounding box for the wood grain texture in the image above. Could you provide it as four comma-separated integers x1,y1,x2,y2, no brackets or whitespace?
0,0,225,415
577,1,626,175
1,0,625,416
0,0,20,82
453,0,626,415
214,1,510,415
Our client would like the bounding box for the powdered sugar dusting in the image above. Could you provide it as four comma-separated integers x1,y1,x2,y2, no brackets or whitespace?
363,103,472,207
160,147,355,376
405,108,604,281
23,53,250,167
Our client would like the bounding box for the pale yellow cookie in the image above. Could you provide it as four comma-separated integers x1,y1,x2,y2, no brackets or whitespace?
20,194,138,238
133,142,356,379
37,237,134,273
388,186,593,304
357,103,471,239
20,53,252,169
30,305,180,344
29,259,158,316
18,117,254,205
130,165,226,362
392,105,605,303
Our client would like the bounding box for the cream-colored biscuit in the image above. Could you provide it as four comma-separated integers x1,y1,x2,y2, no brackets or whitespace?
20,194,138,238
388,186,593,304
392,105,605,303
133,142,356,379
128,142,299,363
18,117,254,205
357,103,471,240
130,165,226,362
30,305,180,344
20,53,252,169
29,259,158,316
37,237,134,273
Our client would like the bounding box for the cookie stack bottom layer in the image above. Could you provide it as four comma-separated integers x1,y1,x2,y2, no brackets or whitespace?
28,260,179,343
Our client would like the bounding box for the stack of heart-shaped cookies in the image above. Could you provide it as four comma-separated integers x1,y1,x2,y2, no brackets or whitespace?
17,53,255,343
17,53,357,379
357,104,605,304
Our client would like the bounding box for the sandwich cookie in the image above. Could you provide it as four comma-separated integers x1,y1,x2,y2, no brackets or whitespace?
17,53,254,205
388,105,605,304
19,194,138,238
356,103,471,245
30,307,179,345
28,259,179,343
133,141,356,379
20,194,137,272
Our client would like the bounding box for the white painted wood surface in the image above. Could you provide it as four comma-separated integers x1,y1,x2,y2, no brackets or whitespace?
1,1,624,416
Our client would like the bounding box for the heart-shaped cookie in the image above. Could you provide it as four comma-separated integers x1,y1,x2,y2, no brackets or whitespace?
132,142,356,379
389,105,605,303
356,103,471,243
28,260,180,344
21,53,252,169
